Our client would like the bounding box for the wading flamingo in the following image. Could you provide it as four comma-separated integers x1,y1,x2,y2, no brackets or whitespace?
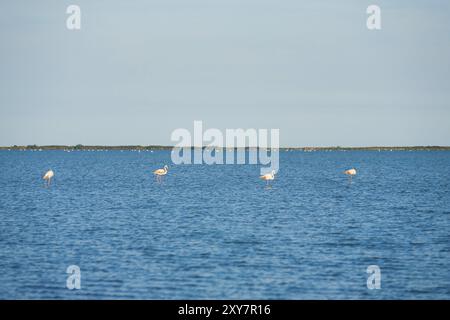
43,169,54,187
260,170,276,185
153,165,168,183
344,168,357,182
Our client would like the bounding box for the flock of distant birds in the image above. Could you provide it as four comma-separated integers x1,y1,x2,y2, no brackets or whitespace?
42,167,357,187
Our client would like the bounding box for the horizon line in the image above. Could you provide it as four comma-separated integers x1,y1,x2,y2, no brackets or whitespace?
1,145,450,150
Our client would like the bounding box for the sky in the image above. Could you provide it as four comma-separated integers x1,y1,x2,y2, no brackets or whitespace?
0,0,449,147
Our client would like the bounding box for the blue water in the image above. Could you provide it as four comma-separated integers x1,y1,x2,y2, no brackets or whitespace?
0,150,449,299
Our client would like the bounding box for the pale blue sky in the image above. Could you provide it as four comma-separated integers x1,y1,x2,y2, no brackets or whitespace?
1,0,449,147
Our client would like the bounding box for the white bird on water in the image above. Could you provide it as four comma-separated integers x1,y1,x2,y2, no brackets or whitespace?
260,170,276,185
153,165,168,183
344,168,357,182
43,170,54,187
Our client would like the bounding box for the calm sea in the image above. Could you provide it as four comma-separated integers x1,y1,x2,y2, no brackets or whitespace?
0,150,449,299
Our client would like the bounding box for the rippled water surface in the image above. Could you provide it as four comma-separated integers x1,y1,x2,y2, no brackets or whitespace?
0,150,449,299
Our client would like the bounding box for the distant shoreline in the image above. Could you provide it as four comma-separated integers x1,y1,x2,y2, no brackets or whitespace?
1,145,450,151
